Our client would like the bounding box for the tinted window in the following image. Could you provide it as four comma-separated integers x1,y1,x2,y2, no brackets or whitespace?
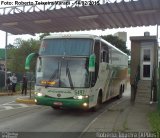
39,38,93,56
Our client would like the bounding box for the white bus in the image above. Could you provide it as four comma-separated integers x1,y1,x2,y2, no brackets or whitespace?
26,34,128,110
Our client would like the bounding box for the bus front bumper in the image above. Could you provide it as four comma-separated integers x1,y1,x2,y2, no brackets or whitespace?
35,96,89,109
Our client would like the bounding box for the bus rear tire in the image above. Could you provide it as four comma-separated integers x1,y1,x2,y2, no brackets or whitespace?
91,93,102,112
117,86,123,99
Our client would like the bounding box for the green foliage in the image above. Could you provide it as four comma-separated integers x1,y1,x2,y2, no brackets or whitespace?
6,44,15,49
7,38,40,73
0,48,5,60
101,35,130,55
148,111,160,132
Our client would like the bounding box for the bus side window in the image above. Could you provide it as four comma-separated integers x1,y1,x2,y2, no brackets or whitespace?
101,43,109,63
90,40,100,87
94,40,100,64
102,51,107,62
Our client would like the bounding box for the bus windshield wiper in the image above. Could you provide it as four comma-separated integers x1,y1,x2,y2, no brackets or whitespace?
45,62,60,88
66,62,74,90
45,69,58,88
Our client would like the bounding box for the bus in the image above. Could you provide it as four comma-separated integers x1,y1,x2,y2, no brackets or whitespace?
25,34,128,111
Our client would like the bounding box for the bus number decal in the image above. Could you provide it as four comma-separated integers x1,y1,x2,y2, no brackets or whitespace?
74,90,85,95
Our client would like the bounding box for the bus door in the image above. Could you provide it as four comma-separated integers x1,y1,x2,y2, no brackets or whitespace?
90,40,100,87
100,43,111,100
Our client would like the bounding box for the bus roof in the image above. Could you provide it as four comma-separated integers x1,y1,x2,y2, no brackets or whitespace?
100,38,128,57
43,34,128,57
43,34,99,40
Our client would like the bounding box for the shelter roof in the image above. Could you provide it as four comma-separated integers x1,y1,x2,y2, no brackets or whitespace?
0,0,160,35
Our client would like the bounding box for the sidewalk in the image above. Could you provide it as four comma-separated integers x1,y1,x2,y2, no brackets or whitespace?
81,83,157,137
0,90,36,104
84,100,156,132
0,92,19,96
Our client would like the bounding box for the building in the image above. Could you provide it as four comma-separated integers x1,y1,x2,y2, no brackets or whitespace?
114,32,127,42
130,33,158,104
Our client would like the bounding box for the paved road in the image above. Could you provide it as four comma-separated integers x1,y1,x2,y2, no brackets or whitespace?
0,95,20,105
0,88,130,138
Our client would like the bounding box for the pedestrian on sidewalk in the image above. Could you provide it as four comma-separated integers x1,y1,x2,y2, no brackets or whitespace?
21,74,28,96
11,73,17,93
6,75,12,92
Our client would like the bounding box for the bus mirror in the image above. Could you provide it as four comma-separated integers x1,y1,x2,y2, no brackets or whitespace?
89,54,96,72
25,53,39,70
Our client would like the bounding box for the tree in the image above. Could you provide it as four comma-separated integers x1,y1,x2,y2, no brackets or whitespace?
7,38,40,73
101,35,130,55
6,44,15,49
7,33,51,73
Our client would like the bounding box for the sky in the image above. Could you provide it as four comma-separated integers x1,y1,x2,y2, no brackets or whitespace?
0,0,159,49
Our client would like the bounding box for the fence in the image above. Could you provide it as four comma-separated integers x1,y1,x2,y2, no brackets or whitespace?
19,81,35,91
0,71,35,93
0,71,5,91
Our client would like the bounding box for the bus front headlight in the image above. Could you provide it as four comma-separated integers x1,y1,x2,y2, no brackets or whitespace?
36,92,44,97
73,95,89,100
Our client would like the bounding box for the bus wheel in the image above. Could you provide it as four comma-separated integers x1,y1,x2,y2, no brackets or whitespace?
117,86,123,99
123,85,125,92
52,106,60,110
91,93,102,112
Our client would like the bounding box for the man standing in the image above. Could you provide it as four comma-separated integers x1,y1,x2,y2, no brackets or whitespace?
6,76,11,92
21,74,28,96
11,73,17,93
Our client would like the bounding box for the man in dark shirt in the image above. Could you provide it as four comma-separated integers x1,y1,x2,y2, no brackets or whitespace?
22,74,28,96
6,76,11,92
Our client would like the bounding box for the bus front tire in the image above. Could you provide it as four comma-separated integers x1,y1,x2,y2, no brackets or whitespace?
52,106,61,110
91,93,102,112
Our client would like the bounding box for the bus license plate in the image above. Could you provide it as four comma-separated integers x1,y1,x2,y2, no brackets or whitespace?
53,102,63,106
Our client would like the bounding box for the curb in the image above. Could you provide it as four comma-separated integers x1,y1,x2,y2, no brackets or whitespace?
0,93,17,96
16,98,36,104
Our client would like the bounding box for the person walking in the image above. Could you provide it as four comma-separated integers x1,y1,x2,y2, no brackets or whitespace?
6,76,11,92
11,73,17,93
21,74,28,96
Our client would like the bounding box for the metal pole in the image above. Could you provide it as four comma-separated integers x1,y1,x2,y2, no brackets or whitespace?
30,72,31,99
5,32,8,90
158,62,160,114
157,25,159,39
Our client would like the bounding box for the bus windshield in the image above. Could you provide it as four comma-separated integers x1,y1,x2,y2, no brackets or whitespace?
39,38,93,56
36,57,90,88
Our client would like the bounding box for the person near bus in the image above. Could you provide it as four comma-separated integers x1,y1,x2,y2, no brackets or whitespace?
11,73,17,92
6,76,11,92
21,74,28,96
